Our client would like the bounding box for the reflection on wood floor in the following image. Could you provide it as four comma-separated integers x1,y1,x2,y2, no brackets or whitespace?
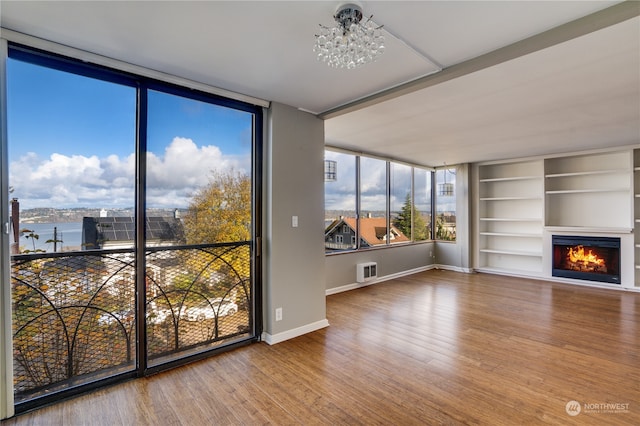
3,269,639,425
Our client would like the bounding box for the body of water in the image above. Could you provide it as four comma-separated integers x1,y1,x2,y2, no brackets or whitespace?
18,222,83,252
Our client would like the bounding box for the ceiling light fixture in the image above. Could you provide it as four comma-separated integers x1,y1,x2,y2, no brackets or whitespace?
438,167,455,197
324,160,337,182
314,2,385,69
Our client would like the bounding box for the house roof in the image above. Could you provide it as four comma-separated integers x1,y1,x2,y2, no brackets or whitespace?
82,216,185,249
338,217,409,246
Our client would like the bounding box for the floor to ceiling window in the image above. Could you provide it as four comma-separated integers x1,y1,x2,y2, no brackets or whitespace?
144,88,256,369
390,162,412,244
324,151,357,251
435,167,457,241
5,45,262,412
359,156,388,247
7,51,139,407
414,168,432,241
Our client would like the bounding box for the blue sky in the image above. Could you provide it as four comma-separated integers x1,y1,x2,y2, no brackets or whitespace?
8,59,136,159
7,57,253,209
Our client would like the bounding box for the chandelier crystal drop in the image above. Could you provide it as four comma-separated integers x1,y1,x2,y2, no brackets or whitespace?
314,3,385,69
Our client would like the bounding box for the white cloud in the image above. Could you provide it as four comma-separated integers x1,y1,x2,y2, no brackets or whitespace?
361,194,387,212
9,137,246,209
147,137,237,189
324,192,356,211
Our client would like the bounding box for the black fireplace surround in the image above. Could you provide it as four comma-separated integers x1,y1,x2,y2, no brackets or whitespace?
552,235,621,284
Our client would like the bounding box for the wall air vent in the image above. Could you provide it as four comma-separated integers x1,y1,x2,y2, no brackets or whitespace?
357,262,377,283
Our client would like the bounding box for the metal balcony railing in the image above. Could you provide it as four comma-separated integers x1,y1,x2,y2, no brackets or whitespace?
10,242,252,402
324,242,356,251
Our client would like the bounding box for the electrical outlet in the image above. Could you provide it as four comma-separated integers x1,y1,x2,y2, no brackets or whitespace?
275,307,283,321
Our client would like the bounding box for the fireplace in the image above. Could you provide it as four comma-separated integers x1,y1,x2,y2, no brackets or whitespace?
552,235,620,284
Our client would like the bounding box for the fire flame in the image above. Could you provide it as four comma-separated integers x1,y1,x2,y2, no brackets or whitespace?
568,245,605,266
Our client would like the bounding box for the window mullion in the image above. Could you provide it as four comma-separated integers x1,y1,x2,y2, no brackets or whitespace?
135,84,148,376
355,156,361,249
386,161,391,245
410,167,415,241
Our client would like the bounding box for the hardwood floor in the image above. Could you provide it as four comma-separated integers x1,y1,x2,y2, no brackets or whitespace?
3,270,639,425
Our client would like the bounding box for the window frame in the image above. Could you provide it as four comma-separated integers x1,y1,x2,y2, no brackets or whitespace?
435,167,457,242
4,41,264,414
324,147,438,255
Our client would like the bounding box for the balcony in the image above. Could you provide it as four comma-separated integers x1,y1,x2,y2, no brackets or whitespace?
10,242,253,404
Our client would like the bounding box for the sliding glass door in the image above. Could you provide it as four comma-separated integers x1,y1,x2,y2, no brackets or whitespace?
5,45,261,412
7,52,138,407
144,88,256,368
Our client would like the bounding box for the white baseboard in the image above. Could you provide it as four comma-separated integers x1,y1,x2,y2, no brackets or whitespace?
434,264,474,274
476,268,640,293
325,265,436,296
262,318,330,345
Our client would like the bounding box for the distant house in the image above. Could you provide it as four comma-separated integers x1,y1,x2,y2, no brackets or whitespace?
325,217,409,251
79,216,188,300
82,216,186,250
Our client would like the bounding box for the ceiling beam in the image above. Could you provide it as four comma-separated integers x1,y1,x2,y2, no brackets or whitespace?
319,1,640,120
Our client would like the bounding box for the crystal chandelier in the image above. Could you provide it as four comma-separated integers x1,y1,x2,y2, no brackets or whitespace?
314,3,385,69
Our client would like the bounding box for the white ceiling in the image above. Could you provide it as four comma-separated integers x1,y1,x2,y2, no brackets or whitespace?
2,1,639,167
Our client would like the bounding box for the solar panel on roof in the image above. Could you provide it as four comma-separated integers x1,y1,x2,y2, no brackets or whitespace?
82,216,185,249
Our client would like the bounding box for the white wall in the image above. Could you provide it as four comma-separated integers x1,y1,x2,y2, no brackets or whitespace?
263,102,328,344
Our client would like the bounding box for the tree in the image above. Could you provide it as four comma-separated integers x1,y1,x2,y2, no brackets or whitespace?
435,214,455,241
183,169,251,244
180,169,252,300
20,228,46,254
393,193,429,241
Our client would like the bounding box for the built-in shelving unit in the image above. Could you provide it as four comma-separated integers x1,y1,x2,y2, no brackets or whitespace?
475,148,639,289
634,149,640,286
477,160,544,276
544,151,632,228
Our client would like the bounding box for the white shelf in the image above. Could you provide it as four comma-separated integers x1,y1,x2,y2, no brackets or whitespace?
546,188,629,195
480,217,541,222
479,176,540,183
544,226,632,234
479,248,542,257
480,196,542,201
480,232,542,238
544,151,632,229
545,151,630,175
475,266,543,278
545,168,628,178
477,159,544,276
